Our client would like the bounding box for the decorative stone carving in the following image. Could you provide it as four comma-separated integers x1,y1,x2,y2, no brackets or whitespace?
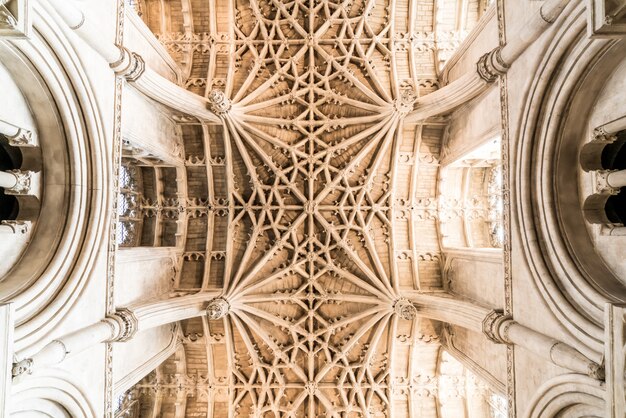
11,358,32,377
586,359,605,380
395,84,417,115
207,89,231,115
2,169,33,195
394,298,417,320
476,46,510,83
482,310,511,344
591,126,618,143
595,170,621,195
6,128,35,146
206,297,230,320
0,220,31,234
106,308,139,342
110,46,146,82
305,381,318,395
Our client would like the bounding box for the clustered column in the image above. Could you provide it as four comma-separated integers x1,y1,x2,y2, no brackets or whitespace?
580,122,626,232
0,120,38,234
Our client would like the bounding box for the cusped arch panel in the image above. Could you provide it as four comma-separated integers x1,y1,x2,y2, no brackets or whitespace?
10,371,96,418
524,374,605,418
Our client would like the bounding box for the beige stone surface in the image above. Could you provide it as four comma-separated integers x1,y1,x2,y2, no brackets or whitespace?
0,0,624,417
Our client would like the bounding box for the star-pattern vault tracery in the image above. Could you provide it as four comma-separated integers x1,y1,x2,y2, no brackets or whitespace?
142,0,486,415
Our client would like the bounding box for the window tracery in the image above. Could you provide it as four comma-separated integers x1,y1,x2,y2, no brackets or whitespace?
117,164,143,246
488,392,508,418
114,389,140,418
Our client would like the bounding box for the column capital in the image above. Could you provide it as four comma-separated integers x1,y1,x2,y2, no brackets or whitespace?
4,169,35,195
0,220,31,234
596,170,622,194
104,308,139,342
476,46,510,83
591,126,618,143
482,309,512,344
6,127,36,147
111,46,146,82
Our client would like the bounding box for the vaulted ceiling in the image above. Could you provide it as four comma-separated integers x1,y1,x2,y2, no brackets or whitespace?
121,0,494,416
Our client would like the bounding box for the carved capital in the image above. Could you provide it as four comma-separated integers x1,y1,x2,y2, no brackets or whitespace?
4,169,33,195
111,46,146,82
476,47,510,83
6,127,35,147
596,170,621,195
393,298,417,320
105,308,139,342
587,362,605,380
591,127,617,143
482,309,512,344
0,220,31,234
206,297,230,320
207,90,232,115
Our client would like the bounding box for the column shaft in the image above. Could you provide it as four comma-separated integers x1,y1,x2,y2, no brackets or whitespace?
499,0,570,64
12,292,219,376
0,120,20,138
607,170,626,188
12,321,115,376
0,171,17,189
483,312,604,379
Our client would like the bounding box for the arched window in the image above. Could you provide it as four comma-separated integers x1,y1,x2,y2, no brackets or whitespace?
439,137,503,249
117,165,143,246
488,392,508,418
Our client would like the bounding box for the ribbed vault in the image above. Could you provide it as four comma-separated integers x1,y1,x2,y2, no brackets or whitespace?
121,0,494,416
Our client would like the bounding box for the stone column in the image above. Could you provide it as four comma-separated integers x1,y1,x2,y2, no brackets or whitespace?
12,309,137,376
0,170,18,189
405,0,571,122
0,170,34,195
608,227,626,236
12,292,219,376
47,0,221,123
605,169,626,189
0,120,35,147
482,310,604,379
